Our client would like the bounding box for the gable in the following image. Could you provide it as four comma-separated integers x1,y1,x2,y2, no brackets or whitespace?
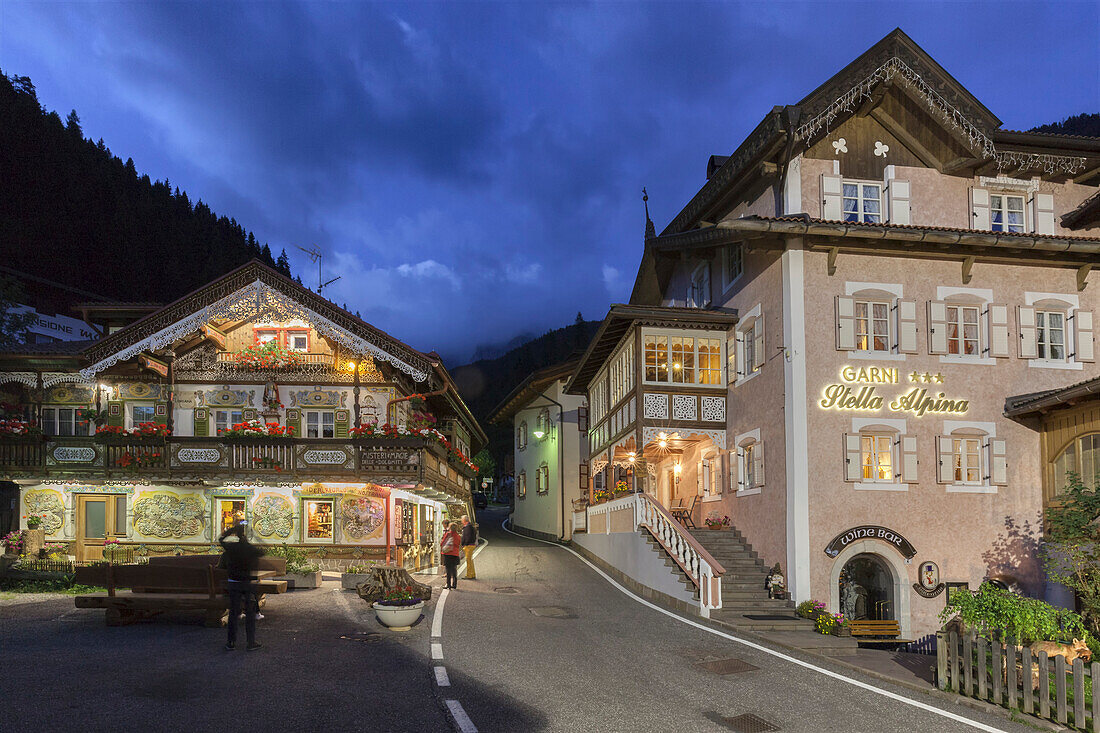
79,262,432,382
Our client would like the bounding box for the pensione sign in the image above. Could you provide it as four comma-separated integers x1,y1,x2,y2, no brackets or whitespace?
824,525,916,559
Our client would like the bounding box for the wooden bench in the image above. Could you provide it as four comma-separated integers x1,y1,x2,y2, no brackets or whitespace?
146,555,288,595
849,619,913,645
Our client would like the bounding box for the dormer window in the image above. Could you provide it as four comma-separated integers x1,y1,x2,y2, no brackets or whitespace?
990,194,1025,233
256,330,277,344
287,331,309,351
843,182,882,223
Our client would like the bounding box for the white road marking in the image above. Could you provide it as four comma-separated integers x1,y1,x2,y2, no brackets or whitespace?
432,588,449,637
431,642,444,660
434,666,451,687
501,518,1006,733
445,700,478,733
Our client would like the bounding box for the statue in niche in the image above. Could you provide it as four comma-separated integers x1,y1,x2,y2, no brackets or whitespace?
263,381,283,413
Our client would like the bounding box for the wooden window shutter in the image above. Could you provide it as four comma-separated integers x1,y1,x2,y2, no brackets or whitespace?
193,407,209,437
700,265,711,307
752,316,765,371
936,436,954,484
836,296,857,350
1017,306,1038,359
579,462,588,491
821,173,843,220
754,441,765,488
714,455,723,495
887,179,911,225
285,408,301,437
726,336,737,383
970,187,991,230
1031,192,1055,235
895,299,918,353
843,433,862,482
735,332,746,379
898,435,918,483
988,438,1008,486
987,304,1010,358
928,301,949,355
154,401,168,426
1072,310,1095,362
578,406,588,433
107,401,124,428
334,409,350,438
733,446,742,490
696,461,704,495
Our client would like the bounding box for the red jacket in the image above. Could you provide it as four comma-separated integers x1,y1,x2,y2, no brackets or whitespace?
440,529,461,557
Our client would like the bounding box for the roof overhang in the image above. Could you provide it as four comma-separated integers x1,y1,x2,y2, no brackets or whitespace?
564,305,738,395
1005,376,1100,420
488,360,579,425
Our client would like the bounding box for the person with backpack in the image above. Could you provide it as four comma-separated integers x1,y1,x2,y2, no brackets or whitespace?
440,521,461,589
460,515,478,580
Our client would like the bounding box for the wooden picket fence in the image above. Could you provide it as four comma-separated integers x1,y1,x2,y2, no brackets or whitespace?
937,631,1099,731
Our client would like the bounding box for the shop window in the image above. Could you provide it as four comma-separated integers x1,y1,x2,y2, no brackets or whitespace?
304,499,334,541
128,403,156,428
842,182,882,223
214,409,243,436
517,471,527,499
1052,433,1100,492
217,499,247,535
42,406,85,436
304,410,335,438
1036,310,1067,361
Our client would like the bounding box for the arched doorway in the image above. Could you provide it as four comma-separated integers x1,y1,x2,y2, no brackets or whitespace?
828,538,912,639
839,553,894,621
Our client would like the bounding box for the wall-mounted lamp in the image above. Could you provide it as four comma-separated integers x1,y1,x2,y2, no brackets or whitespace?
532,428,546,440
657,431,668,449
99,383,114,399
627,451,636,464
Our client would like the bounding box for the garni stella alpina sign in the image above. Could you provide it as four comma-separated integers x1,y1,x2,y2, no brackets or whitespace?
819,366,969,418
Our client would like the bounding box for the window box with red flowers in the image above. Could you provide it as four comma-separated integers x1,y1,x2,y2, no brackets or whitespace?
232,342,305,370
94,423,170,444
0,419,44,442
219,420,296,441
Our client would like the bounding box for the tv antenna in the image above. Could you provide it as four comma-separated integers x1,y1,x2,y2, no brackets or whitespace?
296,244,342,294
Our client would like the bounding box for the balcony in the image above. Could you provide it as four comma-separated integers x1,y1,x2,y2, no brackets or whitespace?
216,351,336,368
0,436,474,502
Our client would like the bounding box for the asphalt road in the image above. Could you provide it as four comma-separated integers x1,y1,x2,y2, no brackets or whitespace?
437,507,1031,733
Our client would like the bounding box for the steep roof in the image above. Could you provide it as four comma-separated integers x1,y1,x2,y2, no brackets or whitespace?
488,360,580,424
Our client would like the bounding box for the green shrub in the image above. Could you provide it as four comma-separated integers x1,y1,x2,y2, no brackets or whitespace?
939,581,1090,645
797,599,827,619
815,613,840,635
266,544,317,574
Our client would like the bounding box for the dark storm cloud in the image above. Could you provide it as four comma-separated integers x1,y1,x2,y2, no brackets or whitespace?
3,1,1097,363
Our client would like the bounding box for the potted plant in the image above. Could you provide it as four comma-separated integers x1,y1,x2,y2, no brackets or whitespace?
268,544,323,589
341,562,376,590
220,420,295,441
2,530,25,556
796,599,827,620
0,419,43,441
613,480,630,498
22,513,48,555
94,423,170,443
372,585,425,628
704,512,731,531
233,341,305,370
78,408,109,429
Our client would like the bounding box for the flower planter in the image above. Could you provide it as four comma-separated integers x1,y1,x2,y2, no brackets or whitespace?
272,570,323,589
94,436,166,445
23,529,45,557
341,572,371,590
706,525,725,531
372,600,425,629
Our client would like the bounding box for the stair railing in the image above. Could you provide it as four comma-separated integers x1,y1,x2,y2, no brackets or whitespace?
633,493,725,613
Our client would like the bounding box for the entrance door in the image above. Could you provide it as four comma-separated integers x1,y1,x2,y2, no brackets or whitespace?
839,553,894,621
76,494,126,562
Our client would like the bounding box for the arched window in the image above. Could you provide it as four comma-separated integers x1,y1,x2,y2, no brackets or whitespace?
1053,433,1100,491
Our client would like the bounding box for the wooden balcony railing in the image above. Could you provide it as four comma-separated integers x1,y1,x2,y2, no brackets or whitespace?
216,352,336,367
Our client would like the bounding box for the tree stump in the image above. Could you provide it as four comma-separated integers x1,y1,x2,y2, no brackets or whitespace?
355,565,433,605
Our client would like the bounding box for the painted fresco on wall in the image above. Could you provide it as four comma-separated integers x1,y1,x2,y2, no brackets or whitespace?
116,383,167,400
290,389,346,408
23,489,65,534
133,491,205,538
341,495,385,540
252,494,294,538
200,388,255,408
45,385,95,404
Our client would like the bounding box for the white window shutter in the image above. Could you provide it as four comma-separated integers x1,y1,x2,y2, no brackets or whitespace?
1017,306,1038,359
752,317,766,371
700,266,711,307
843,433,862,482
726,336,737,383
733,446,743,490
822,173,843,220
1031,192,1055,235
896,299,918,353
1072,310,1095,362
988,438,1007,486
887,179,911,225
936,436,954,484
754,441,765,488
970,187,990,230
696,461,704,495
714,455,724,495
928,301,949,355
987,304,1010,358
836,295,857,350
899,435,918,483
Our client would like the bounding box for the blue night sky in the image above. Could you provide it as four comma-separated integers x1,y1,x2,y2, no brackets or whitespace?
1,2,1097,364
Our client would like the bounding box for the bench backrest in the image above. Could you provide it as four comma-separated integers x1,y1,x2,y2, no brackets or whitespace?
849,620,900,635
75,564,215,596
146,553,286,575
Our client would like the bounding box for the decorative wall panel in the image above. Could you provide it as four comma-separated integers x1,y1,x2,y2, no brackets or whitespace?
133,491,205,538
701,396,726,422
672,395,698,421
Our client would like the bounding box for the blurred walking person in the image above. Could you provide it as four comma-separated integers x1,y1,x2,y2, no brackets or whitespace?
219,523,264,651
460,515,478,580
441,521,461,589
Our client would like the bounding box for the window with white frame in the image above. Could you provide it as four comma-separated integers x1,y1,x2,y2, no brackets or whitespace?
129,403,156,427
734,309,764,381
609,344,635,406
287,331,309,351
946,304,981,356
842,182,882,223
1036,310,1067,360
854,300,891,352
41,406,85,436
536,463,550,495
255,330,277,344
1053,433,1100,491
213,409,244,436
689,263,711,308
937,427,1006,489
517,421,528,451
990,194,1025,233
952,436,983,484
517,471,526,499
304,410,335,438
860,434,894,482
737,439,764,492
725,244,743,286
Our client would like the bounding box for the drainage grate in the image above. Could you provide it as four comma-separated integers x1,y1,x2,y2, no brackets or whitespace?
527,606,576,619
493,586,521,594
694,657,759,675
721,713,779,732
340,632,382,643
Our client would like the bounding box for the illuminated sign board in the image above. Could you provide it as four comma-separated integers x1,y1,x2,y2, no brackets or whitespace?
819,366,969,417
